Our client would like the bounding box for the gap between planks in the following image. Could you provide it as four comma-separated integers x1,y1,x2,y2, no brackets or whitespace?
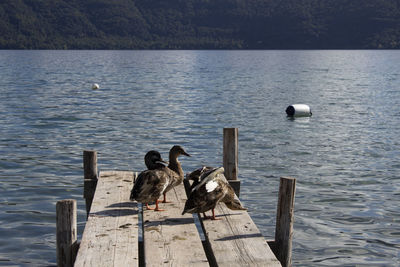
184,179,282,267
142,182,209,266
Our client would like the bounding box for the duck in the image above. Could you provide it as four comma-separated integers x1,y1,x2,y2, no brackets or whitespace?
161,145,191,203
130,150,168,210
130,145,190,211
182,167,247,220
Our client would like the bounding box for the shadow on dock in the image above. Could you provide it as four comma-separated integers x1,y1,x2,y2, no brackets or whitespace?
144,217,196,226
106,202,136,208
215,233,264,241
92,208,138,217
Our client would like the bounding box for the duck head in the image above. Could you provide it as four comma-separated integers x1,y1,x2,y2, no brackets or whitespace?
169,145,191,159
144,150,168,170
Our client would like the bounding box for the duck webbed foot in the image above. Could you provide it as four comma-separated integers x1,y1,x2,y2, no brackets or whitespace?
202,209,221,220
145,203,155,210
154,199,165,211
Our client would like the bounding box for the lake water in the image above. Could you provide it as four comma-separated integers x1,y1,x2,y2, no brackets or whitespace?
0,50,399,266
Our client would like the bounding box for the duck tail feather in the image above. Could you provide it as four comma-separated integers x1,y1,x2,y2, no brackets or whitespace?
224,199,247,211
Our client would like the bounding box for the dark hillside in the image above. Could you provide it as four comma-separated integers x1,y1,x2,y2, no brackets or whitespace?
0,0,399,49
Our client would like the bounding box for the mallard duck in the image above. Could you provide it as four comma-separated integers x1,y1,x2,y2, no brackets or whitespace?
182,167,246,220
130,150,167,210
161,145,191,203
130,145,190,211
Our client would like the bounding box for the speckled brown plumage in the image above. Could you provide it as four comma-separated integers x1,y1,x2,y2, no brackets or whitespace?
130,145,190,211
182,167,246,220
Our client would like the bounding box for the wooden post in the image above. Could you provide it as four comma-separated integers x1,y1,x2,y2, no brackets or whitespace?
274,177,296,267
223,128,240,196
83,150,98,217
56,199,78,267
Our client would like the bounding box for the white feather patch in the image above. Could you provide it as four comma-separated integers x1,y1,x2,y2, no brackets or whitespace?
205,180,218,193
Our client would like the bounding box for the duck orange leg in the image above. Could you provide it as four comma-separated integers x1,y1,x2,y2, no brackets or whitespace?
145,203,155,210
154,199,165,211
211,208,221,220
162,192,170,203
203,209,221,220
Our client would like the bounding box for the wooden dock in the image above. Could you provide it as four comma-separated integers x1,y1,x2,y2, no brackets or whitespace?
56,128,296,267
75,171,139,266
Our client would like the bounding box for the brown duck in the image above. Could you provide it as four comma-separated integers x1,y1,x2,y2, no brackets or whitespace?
130,145,190,211
130,150,167,210
182,167,246,220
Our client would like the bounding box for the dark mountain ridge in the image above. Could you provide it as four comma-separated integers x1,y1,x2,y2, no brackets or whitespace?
1,0,399,49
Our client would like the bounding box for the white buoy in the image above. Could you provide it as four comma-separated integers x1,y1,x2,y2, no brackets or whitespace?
286,104,312,117
92,83,99,90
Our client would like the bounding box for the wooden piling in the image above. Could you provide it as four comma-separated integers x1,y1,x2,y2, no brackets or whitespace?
223,128,240,196
274,177,296,267
83,150,98,217
56,199,78,267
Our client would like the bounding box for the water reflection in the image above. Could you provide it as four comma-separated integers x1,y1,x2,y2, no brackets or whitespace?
0,50,400,266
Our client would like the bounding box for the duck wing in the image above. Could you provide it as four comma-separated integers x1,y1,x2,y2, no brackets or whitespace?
163,167,184,193
182,172,227,215
221,185,247,211
130,171,146,201
186,166,215,190
130,169,170,203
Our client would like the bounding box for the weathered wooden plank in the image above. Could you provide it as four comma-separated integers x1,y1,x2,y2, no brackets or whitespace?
74,171,139,267
274,177,296,267
143,183,209,266
83,151,98,181
223,128,241,196
200,198,282,267
56,199,78,267
83,150,98,216
223,128,238,181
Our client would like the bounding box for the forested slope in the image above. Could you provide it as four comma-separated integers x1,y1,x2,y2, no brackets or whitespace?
1,0,399,49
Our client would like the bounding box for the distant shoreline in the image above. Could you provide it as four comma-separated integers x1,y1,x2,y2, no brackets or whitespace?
1,48,399,50
2,0,399,50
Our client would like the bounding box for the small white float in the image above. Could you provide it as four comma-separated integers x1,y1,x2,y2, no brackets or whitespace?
286,104,312,117
92,83,99,90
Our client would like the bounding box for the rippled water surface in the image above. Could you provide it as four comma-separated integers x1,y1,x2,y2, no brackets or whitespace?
0,50,399,266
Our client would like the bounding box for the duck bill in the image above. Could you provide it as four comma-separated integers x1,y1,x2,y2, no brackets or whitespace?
182,151,191,157
156,160,168,167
